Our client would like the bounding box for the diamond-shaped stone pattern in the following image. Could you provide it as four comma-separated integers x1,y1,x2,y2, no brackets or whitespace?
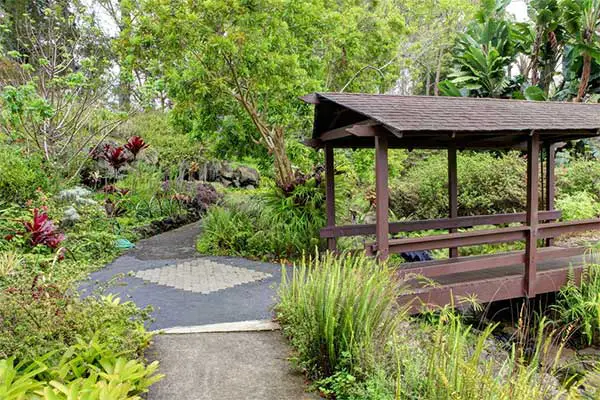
134,259,272,294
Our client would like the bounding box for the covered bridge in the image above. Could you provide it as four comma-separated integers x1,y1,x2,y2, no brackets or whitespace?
302,92,600,309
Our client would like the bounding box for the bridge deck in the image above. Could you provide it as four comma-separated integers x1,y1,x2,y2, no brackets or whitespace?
398,248,593,311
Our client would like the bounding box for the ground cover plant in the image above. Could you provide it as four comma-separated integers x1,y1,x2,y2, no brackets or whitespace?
276,252,598,399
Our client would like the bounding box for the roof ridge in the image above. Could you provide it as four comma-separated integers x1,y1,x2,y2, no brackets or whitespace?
316,92,600,106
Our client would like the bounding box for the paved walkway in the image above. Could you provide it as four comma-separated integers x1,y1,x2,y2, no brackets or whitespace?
147,331,317,400
82,222,283,330
82,222,316,399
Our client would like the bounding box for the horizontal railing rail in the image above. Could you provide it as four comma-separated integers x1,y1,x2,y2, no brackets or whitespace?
538,218,600,238
397,246,587,279
321,210,562,239
369,226,529,254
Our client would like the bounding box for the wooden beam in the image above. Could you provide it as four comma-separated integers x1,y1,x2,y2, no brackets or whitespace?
397,246,586,280
375,135,389,261
545,143,556,246
525,132,540,298
399,266,583,314
320,120,378,141
538,218,600,238
346,124,384,137
299,93,319,104
448,142,458,258
325,144,336,252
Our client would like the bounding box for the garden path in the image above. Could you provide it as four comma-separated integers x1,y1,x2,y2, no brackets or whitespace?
82,222,316,399
81,221,282,330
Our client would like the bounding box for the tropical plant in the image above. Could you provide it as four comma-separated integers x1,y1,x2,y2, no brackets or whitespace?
124,136,149,160
561,0,600,101
19,208,65,250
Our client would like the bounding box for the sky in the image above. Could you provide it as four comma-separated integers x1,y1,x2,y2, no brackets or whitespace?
507,0,529,22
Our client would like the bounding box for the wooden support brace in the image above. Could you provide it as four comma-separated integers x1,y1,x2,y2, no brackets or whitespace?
375,135,389,261
448,142,458,258
525,133,540,298
325,144,336,252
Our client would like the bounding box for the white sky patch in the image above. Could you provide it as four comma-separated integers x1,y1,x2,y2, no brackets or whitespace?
507,0,529,22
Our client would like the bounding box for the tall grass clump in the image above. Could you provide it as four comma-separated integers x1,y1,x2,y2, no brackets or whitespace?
412,311,570,400
552,263,600,346
276,253,403,380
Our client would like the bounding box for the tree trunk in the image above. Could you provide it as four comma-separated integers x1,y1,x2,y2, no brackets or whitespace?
576,53,592,102
270,127,294,188
434,49,442,96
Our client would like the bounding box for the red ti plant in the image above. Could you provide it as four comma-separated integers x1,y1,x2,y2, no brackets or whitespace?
103,146,130,174
124,136,149,160
23,208,65,249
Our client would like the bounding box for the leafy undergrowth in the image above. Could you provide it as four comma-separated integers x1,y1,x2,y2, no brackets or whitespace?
197,173,325,262
276,253,597,399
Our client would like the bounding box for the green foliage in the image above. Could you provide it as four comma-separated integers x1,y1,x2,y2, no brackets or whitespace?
390,151,526,219
126,0,405,165
197,181,325,260
556,192,600,220
277,253,575,399
276,253,403,380
119,112,204,174
0,287,152,362
441,0,531,98
557,158,600,199
0,144,52,204
0,337,162,399
553,263,600,345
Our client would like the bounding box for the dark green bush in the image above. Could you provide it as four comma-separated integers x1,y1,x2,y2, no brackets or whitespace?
0,144,52,204
390,152,526,219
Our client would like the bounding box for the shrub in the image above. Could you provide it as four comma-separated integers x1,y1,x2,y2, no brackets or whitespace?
390,152,526,219
556,159,600,200
276,253,403,380
556,192,600,221
0,144,51,204
0,282,152,362
197,179,325,260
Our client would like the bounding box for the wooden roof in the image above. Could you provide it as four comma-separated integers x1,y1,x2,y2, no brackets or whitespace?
302,93,600,149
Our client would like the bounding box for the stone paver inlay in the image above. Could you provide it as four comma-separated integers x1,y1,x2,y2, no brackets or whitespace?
135,259,272,294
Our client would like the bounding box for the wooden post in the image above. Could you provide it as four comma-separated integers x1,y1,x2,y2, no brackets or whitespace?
375,135,389,261
325,143,336,252
525,133,540,298
545,143,556,247
448,143,458,258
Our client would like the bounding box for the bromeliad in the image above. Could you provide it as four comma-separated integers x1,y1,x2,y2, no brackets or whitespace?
124,136,149,160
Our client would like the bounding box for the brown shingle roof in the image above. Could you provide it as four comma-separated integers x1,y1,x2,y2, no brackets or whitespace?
315,92,600,133
304,93,600,149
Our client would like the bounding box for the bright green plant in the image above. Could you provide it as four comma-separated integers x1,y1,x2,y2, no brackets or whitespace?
0,144,52,204
556,191,600,220
0,337,162,399
0,357,46,399
390,151,526,219
276,253,404,380
556,158,600,199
